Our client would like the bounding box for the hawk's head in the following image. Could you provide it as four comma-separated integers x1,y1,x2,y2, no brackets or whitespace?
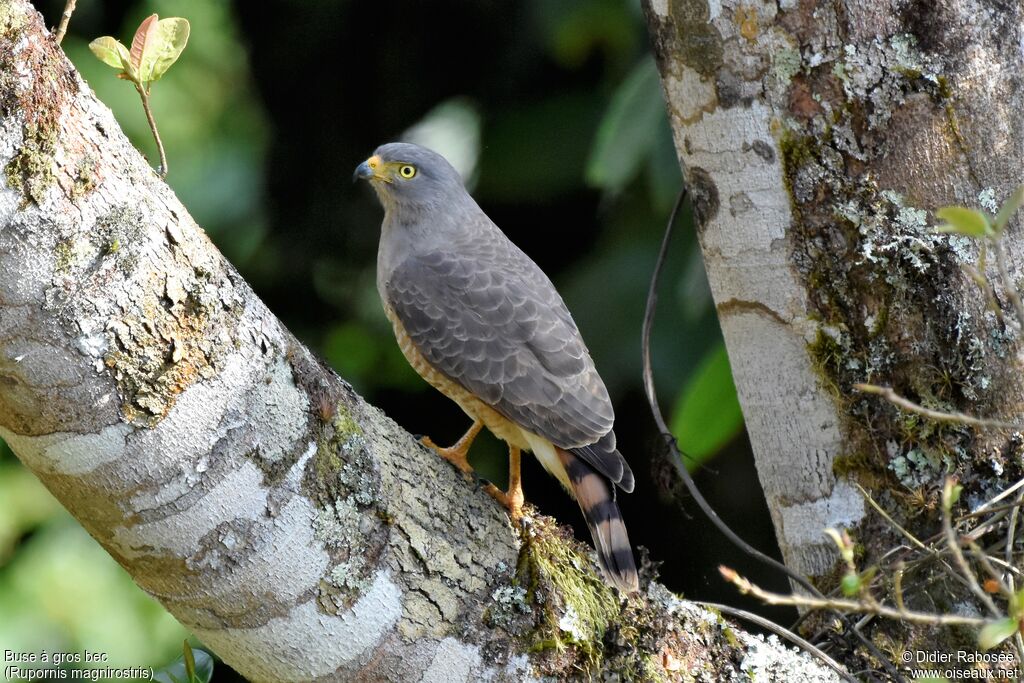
354,142,465,210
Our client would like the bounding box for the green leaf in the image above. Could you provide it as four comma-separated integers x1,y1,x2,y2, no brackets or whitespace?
586,56,664,192
935,206,992,238
670,342,744,469
978,617,1019,650
153,645,214,683
130,14,159,76
183,640,196,679
88,36,131,71
142,18,191,83
994,186,1024,233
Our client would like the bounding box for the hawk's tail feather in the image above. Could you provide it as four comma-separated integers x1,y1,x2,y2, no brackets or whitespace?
557,448,639,594
569,431,635,493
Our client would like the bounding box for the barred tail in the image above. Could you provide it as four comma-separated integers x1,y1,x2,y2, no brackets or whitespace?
557,448,639,593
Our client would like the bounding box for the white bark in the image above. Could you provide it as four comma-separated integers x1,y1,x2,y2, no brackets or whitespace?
646,0,1024,582
0,1,843,680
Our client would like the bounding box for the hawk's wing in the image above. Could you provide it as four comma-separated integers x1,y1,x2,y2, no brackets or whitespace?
385,231,632,489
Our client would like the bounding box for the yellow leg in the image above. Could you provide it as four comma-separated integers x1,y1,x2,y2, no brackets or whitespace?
421,420,483,474
484,446,525,521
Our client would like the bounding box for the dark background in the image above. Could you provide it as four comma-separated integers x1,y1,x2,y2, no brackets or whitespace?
3,0,795,678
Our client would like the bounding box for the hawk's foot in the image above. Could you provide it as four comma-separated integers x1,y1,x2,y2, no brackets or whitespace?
420,420,483,474
483,445,524,521
483,481,525,522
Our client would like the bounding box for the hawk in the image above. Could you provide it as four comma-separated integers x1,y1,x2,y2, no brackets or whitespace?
355,143,638,593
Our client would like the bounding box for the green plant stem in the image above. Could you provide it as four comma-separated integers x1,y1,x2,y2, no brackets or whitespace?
135,84,167,177
53,0,76,44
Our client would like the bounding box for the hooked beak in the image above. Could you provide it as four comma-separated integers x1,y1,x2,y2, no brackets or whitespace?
353,154,383,183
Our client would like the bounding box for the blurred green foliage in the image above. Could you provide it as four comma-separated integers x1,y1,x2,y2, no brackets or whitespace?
3,0,753,677
586,57,664,192
0,441,186,674
670,343,744,469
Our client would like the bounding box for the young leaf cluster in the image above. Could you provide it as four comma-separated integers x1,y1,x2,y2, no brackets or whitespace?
88,15,190,176
89,15,189,86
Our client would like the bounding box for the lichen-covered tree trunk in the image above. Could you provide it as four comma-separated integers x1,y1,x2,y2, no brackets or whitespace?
646,0,1024,657
0,1,845,681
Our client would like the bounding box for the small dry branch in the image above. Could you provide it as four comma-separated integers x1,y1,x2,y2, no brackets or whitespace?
854,383,1023,431
719,565,989,628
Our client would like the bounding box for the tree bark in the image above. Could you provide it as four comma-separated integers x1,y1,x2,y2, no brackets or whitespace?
646,0,1024,661
0,1,843,681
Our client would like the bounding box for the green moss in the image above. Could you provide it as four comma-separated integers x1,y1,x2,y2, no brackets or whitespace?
305,400,381,513
333,403,362,442
832,450,880,481
777,128,833,217
312,403,364,493
305,400,387,611
0,8,27,107
779,130,818,172
517,516,620,673
893,66,922,80
4,122,56,205
721,623,740,649
71,155,98,200
53,238,74,273
943,100,969,156
807,328,846,398
0,7,73,206
317,405,361,470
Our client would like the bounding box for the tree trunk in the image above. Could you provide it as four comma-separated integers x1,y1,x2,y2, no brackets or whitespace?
0,1,845,680
646,0,1024,661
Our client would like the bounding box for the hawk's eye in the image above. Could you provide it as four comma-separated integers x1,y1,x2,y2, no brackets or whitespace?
398,164,417,179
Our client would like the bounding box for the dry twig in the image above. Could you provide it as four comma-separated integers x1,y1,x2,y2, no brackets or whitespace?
720,565,991,628
854,383,1023,431
53,0,76,44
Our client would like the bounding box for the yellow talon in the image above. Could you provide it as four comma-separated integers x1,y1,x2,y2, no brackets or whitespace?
420,420,483,474
421,424,524,521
